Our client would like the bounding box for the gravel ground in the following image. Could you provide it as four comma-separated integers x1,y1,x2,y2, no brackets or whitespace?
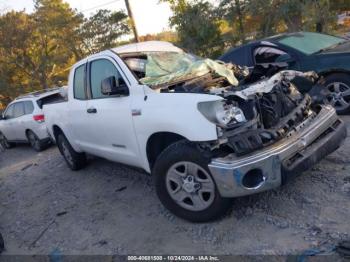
0,117,350,256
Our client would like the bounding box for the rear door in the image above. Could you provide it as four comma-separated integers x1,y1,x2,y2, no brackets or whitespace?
12,102,26,140
15,101,35,140
67,62,91,148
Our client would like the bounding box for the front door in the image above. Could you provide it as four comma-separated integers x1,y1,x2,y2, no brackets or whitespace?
1,104,17,140
83,57,140,166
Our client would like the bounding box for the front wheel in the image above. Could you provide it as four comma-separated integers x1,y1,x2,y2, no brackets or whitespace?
57,134,87,171
153,140,231,222
323,73,350,114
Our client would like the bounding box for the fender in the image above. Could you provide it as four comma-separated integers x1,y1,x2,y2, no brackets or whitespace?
132,92,222,172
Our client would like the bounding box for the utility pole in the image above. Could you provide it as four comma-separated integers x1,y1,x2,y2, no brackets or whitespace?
124,0,140,43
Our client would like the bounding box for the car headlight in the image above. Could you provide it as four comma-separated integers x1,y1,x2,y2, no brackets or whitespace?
197,100,246,127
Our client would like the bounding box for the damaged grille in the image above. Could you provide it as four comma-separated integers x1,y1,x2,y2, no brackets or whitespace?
225,83,313,156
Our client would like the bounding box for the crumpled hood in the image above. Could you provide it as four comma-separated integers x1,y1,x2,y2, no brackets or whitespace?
230,70,318,100
140,53,240,87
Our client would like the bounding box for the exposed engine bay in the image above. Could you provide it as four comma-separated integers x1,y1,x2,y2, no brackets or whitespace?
196,70,318,156
121,51,322,156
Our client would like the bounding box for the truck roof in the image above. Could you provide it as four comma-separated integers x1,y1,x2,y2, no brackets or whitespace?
112,41,183,54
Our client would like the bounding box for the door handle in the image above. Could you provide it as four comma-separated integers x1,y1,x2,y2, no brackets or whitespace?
87,108,97,114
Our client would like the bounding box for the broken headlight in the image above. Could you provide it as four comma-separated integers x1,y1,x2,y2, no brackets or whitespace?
197,100,246,127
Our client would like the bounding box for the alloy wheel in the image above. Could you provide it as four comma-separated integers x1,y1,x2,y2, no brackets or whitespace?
324,82,350,112
166,161,215,211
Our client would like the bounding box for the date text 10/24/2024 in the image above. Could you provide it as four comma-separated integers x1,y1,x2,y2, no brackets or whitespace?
127,256,220,261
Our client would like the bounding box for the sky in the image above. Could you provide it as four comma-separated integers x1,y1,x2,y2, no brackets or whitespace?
0,0,173,36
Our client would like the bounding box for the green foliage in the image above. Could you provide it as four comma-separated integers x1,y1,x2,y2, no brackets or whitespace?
0,0,349,108
0,0,131,108
219,0,249,45
164,0,224,58
79,9,130,55
164,0,348,58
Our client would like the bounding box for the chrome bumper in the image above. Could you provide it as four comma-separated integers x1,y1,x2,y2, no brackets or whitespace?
208,105,347,198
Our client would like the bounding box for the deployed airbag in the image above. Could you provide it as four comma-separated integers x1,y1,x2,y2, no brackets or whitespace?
140,52,239,87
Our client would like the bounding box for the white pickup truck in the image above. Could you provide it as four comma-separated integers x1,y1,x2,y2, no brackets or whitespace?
44,41,346,222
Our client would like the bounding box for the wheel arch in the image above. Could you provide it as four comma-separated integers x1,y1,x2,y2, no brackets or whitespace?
318,69,350,79
146,132,187,171
25,129,34,141
25,128,35,136
52,125,64,141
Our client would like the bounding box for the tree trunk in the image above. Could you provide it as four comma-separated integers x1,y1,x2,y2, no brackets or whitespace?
285,14,302,32
316,22,323,32
234,0,246,43
39,73,48,90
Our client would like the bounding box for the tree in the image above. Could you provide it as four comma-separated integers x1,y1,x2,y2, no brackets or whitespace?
139,31,178,42
79,9,130,55
0,0,132,108
219,0,249,44
0,11,38,98
303,0,336,33
163,0,223,57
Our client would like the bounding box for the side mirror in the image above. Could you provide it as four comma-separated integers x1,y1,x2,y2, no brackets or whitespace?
101,76,129,96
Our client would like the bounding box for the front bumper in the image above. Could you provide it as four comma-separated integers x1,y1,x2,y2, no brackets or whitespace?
208,105,347,198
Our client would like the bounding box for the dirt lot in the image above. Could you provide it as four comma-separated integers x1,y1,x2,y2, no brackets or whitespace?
1,117,350,256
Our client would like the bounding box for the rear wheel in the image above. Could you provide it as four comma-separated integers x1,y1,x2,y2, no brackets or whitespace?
57,133,87,171
153,140,232,222
323,73,350,114
0,132,15,149
26,130,44,152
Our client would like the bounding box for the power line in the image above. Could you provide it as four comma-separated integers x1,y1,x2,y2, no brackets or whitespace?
80,0,121,13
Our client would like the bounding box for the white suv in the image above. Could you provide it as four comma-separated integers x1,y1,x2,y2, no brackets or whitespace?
0,88,64,151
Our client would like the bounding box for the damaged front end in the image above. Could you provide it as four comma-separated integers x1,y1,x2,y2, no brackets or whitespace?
122,51,347,197
191,70,346,197
200,71,347,197
198,70,319,157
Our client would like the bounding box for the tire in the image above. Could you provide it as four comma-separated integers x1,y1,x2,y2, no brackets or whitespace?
26,130,44,152
323,73,350,114
56,133,87,171
0,232,4,254
153,140,232,222
0,132,15,149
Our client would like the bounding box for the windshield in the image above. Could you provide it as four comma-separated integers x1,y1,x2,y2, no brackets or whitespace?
134,52,239,87
144,52,200,77
276,32,345,55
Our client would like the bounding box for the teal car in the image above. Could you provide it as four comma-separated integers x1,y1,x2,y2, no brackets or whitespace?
220,32,350,114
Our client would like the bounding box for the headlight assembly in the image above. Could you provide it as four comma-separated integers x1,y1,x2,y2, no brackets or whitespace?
197,100,246,127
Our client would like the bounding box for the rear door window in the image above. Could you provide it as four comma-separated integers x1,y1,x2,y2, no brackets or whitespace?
13,102,25,118
74,65,86,100
24,101,34,114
